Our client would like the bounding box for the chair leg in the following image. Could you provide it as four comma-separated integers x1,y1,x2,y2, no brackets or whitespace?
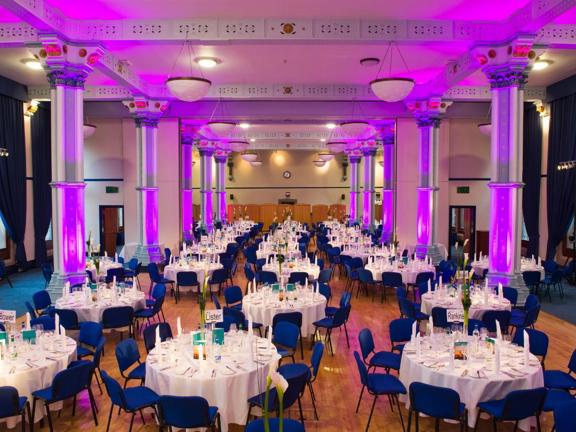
128,412,135,432
308,382,319,420
395,395,405,432
26,402,33,432
366,395,378,432
473,409,481,432
492,417,498,432
44,402,54,432
299,330,304,360
297,395,305,423
139,409,146,425
356,385,365,413
344,323,350,348
407,409,412,432
88,388,98,426
106,404,114,432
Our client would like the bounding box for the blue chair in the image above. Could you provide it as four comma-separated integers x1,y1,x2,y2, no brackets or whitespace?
481,310,511,335
164,247,172,266
100,370,159,432
175,271,199,303
522,270,542,296
273,312,304,360
431,307,450,329
502,286,518,307
408,382,467,432
511,305,541,331
382,272,404,303
54,309,80,331
325,291,351,317
258,271,278,285
25,301,38,319
69,336,106,395
0,386,31,432
244,263,256,293
115,338,146,387
319,282,332,304
105,267,125,284
543,269,564,300
134,295,164,327
474,387,546,432
353,351,406,432
511,328,549,367
399,297,428,322
273,321,300,363
146,283,167,321
208,268,229,295
413,271,435,300
554,399,576,432
359,327,401,373
32,361,98,431
30,315,55,331
32,290,53,316
158,395,221,431
41,263,53,289
77,321,104,358
288,272,309,285
542,389,575,418
245,418,305,432
318,268,332,284
147,262,174,295
312,305,351,356
544,349,576,390
390,318,416,353
224,285,243,310
102,306,134,339
142,322,173,353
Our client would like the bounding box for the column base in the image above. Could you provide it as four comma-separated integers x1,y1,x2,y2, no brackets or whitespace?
487,271,529,306
47,271,87,301
414,244,444,265
134,244,163,265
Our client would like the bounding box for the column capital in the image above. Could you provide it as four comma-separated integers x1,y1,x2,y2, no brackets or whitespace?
214,149,231,162
30,35,104,88
345,148,363,163
195,140,218,156
406,97,452,126
358,140,378,157
123,97,169,127
484,64,529,89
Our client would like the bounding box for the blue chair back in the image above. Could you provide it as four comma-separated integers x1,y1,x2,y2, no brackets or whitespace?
102,306,134,330
382,272,403,287
52,361,93,400
0,386,23,419
543,259,558,273
522,271,542,287
164,248,172,264
151,283,167,299
272,312,303,332
390,318,415,348
310,342,324,380
209,268,228,284
358,328,375,361
332,305,350,327
318,269,332,284
147,263,162,283
244,263,256,282
511,328,548,360
319,283,331,302
105,267,125,284
115,338,141,374
273,321,300,350
127,258,139,273
409,382,462,420
30,315,55,330
415,271,435,286
41,263,53,282
100,370,128,409
431,307,449,329
554,399,576,432
568,349,576,373
33,290,52,310
177,271,198,287
502,287,518,306
25,301,38,319
501,388,546,420
259,271,278,285
54,309,80,330
349,257,364,270
396,286,407,299
340,291,352,308
224,285,243,306
79,321,103,348
399,297,416,319
417,282,429,299
212,294,222,309
158,395,213,428
143,322,173,352
482,310,511,333
357,268,374,284
353,351,369,387
277,365,309,410
288,272,308,285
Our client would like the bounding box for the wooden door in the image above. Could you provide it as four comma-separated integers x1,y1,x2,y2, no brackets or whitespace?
102,207,119,256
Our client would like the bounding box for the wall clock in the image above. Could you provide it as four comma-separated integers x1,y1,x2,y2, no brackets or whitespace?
282,170,292,179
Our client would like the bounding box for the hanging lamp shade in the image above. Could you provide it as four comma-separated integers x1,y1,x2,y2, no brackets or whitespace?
477,123,492,136
166,77,212,102
242,151,258,162
326,142,347,153
230,141,249,152
250,160,262,167
313,159,326,167
83,124,97,138
206,121,236,138
318,152,335,162
370,78,415,102
340,121,375,139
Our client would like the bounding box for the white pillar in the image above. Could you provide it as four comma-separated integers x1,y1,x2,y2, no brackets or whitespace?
360,141,378,232
347,149,362,225
214,150,230,226
196,141,217,232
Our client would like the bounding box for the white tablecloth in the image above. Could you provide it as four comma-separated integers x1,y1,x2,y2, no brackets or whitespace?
0,334,77,427
262,262,321,281
145,332,279,432
164,263,223,290
86,260,123,282
55,290,146,322
420,292,511,320
365,262,436,285
471,260,545,280
242,291,326,337
399,337,544,430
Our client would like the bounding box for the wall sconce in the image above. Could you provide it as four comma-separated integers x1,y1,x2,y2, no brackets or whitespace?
24,100,39,117
227,157,234,181
534,100,549,117
342,156,349,181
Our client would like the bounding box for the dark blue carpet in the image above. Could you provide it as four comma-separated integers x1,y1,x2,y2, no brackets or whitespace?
540,282,576,325
0,268,46,317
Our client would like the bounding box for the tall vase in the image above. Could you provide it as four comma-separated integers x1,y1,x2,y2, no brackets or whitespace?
463,308,469,336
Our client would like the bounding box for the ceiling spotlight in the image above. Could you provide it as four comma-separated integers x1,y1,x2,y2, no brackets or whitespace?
325,122,336,129
532,59,552,71
0,148,9,157
229,141,249,152
250,138,256,142
239,122,250,129
557,160,576,171
320,138,326,142
477,123,492,136
21,59,43,70
194,57,221,68
360,58,380,67
84,124,97,138
326,142,347,153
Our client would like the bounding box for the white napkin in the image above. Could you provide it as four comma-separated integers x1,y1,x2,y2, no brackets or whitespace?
428,316,434,335
495,340,501,375
248,315,254,337
315,282,319,295
55,313,60,332
474,252,477,262
411,320,417,341
155,325,161,348
427,279,431,294
496,320,502,341
524,330,530,366
59,325,66,337
416,334,422,361
439,276,443,289
253,278,257,291
104,251,108,258
267,326,273,344
115,252,118,263
498,282,503,300
177,317,182,337
305,278,308,290
25,312,31,330
448,344,454,368
485,278,489,290
315,255,318,265
537,256,541,267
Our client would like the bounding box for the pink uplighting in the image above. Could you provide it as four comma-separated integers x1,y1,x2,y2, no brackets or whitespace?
416,188,432,245
381,190,394,237
181,190,193,238
362,191,371,228
349,191,358,222
488,184,517,274
61,185,85,274
143,188,159,245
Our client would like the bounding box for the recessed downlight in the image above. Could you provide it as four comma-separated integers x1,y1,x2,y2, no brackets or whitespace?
194,57,221,68
325,122,336,129
532,58,552,71
239,122,250,129
21,58,43,70
360,57,380,67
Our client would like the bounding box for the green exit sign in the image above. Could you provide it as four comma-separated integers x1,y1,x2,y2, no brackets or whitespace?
105,186,119,194
456,186,470,194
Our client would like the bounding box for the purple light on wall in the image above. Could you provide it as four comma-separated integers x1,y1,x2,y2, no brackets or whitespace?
349,191,358,221
416,188,432,245
143,188,159,245
181,189,193,236
204,192,213,229
489,184,515,274
362,191,371,227
61,185,85,274
381,190,394,234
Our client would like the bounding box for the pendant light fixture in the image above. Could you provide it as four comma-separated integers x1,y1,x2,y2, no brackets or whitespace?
166,32,212,102
241,151,259,162
326,142,347,153
230,141,249,152
340,98,375,139
313,159,326,167
477,103,492,136
318,152,335,162
370,42,415,102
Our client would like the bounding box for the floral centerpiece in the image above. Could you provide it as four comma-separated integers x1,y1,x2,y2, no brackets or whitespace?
456,239,471,331
263,359,289,432
199,276,208,329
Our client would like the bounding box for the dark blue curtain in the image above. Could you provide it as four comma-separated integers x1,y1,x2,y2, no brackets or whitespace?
0,94,27,266
546,94,576,259
522,104,542,257
32,103,52,265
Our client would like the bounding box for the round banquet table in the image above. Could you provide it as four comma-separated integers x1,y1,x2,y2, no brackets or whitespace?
0,333,77,427
186,243,227,256
55,289,146,322
420,291,511,319
257,247,301,260
399,336,544,430
262,262,321,281
163,262,223,288
471,260,545,280
86,260,123,282
242,290,326,337
365,262,436,285
145,332,279,432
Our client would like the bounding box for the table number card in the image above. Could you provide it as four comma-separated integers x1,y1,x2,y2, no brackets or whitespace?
447,309,465,323
204,309,224,324
0,310,16,324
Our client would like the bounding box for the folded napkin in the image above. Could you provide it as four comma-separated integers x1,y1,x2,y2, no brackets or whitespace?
411,320,417,341
59,325,66,337
177,316,182,337
524,329,530,367
25,312,31,330
496,320,502,341
55,313,60,333
495,340,501,375
428,316,434,335
155,325,161,348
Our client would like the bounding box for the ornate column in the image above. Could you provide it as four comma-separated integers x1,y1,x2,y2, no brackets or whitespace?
181,135,195,241
123,98,168,264
346,148,362,225
407,98,452,264
30,37,103,298
214,148,230,226
360,141,378,232
196,141,217,232
480,38,536,303
380,129,396,244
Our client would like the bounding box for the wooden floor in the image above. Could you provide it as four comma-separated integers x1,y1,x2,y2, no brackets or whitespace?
6,257,576,432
